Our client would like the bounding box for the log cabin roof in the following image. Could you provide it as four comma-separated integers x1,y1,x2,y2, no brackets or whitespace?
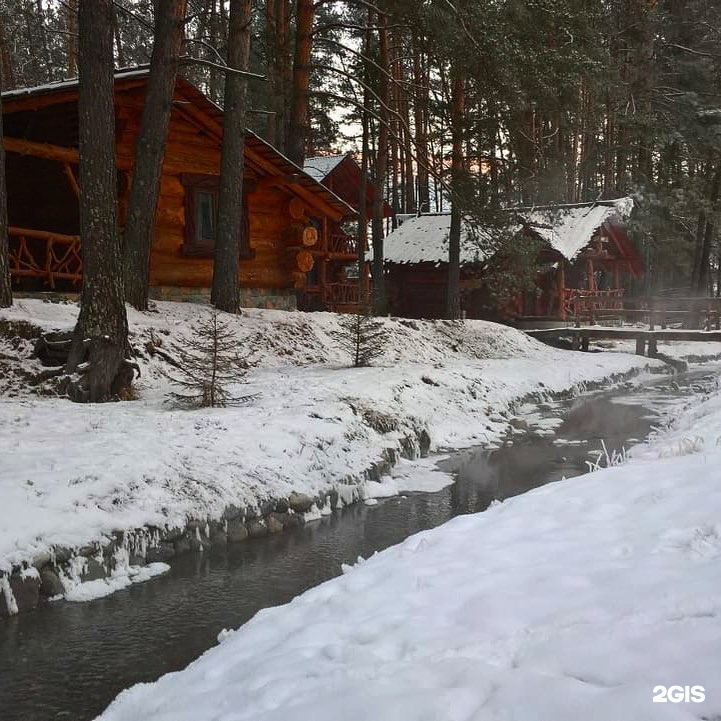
303,153,394,217
2,67,356,223
379,198,643,276
303,154,347,182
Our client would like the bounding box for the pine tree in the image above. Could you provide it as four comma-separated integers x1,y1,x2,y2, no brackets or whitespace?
333,309,389,368
211,0,252,313
64,0,131,403
123,0,187,311
164,310,254,408
0,58,11,308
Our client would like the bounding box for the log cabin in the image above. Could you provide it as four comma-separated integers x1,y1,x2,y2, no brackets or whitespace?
300,154,393,311
1,68,355,310
381,199,644,322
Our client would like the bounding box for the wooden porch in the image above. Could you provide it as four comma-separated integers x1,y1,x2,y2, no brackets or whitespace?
301,228,368,313
8,226,82,288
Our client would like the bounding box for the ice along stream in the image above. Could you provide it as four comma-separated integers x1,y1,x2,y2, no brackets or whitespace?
1,364,719,721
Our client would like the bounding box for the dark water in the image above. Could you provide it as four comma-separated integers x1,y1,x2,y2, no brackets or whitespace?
1,365,719,721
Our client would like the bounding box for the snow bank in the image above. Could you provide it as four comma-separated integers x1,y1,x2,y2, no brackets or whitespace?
1,299,668,572
96,387,721,721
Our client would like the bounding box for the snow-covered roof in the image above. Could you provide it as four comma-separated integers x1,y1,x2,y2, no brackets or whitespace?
523,198,634,261
1,66,150,100
375,214,494,266
382,199,634,266
303,155,347,182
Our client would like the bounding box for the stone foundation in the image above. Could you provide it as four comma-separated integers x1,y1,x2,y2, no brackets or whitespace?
149,286,297,311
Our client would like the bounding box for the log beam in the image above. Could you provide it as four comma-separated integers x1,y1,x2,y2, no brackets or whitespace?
5,136,80,164
5,136,132,169
63,163,80,197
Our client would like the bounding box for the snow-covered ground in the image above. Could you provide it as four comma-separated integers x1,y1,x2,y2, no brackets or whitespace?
96,380,721,721
0,299,706,576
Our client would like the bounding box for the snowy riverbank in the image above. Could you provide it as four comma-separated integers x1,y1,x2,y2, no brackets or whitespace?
0,298,708,603
97,375,721,721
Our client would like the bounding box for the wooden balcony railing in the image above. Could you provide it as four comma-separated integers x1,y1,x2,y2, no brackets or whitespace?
565,288,624,317
9,226,82,288
323,282,360,307
328,233,358,256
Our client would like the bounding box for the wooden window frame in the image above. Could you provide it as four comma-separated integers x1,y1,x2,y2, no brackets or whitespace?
181,173,255,260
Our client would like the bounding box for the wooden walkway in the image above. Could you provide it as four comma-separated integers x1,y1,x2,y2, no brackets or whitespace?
526,326,721,357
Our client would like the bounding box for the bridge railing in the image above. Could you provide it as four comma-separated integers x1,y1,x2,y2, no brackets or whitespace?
569,293,721,330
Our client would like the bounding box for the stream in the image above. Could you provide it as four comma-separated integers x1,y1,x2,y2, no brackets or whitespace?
1,364,719,721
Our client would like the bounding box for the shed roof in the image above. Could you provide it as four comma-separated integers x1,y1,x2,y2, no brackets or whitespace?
303,153,394,217
381,199,640,272
2,67,355,222
303,155,347,183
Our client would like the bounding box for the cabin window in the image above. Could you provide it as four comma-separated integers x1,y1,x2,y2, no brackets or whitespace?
181,174,254,259
196,190,217,245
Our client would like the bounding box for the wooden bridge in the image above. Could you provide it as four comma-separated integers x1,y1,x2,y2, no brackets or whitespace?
527,325,721,357
526,293,721,357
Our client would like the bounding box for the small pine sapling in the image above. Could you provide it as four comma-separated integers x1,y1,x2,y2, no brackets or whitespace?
334,308,390,367
164,310,255,407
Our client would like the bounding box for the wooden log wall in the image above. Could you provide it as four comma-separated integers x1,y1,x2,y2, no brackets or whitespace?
114,89,306,290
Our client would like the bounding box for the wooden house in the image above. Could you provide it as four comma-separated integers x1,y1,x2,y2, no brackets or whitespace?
2,68,355,310
300,154,393,311
382,200,644,322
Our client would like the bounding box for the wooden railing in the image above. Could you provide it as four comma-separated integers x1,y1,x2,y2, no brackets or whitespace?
323,282,360,307
565,289,624,318
8,226,82,288
328,233,357,256
569,292,721,330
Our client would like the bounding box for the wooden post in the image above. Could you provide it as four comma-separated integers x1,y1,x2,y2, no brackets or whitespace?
635,336,646,355
581,334,589,352
574,295,581,328
587,258,595,291
649,297,656,331
661,300,667,330
319,216,328,301
558,262,566,321
648,335,658,358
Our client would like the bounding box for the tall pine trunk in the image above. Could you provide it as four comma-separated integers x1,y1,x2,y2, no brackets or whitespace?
123,0,186,311
692,160,721,295
65,0,130,402
0,20,15,90
211,0,251,313
0,62,12,308
372,14,389,315
66,0,77,77
357,9,372,308
287,0,314,166
412,38,429,213
446,68,465,320
264,0,278,145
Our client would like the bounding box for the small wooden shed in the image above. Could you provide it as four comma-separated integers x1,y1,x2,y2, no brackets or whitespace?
2,68,354,309
382,200,644,321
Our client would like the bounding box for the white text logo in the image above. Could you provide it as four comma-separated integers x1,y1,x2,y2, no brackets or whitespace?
653,686,705,703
